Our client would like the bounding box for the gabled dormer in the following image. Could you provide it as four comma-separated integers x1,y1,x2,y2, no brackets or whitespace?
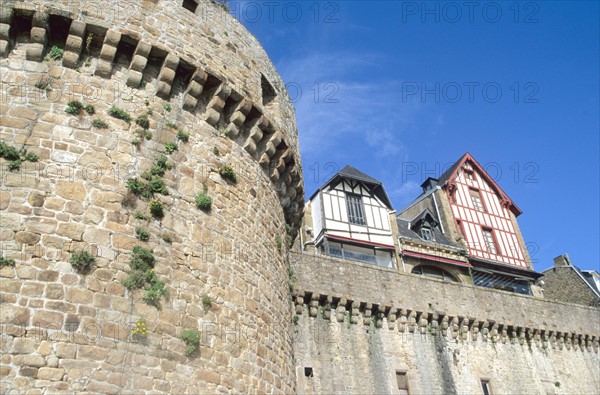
304,165,396,268
410,209,439,242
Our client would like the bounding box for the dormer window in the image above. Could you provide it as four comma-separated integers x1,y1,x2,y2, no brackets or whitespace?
346,194,365,225
420,228,433,241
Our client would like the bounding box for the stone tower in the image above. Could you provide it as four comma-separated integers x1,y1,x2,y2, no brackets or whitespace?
0,0,303,393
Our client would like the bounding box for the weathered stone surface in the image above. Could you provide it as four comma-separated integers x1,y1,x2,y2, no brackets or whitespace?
15,231,40,245
0,191,11,209
55,181,86,201
37,367,64,381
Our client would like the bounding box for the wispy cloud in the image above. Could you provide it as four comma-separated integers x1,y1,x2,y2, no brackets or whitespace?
278,52,422,159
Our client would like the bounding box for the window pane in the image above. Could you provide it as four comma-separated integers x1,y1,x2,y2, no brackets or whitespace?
346,194,365,225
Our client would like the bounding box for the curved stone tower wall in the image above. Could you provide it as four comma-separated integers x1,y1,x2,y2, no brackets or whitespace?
0,0,303,393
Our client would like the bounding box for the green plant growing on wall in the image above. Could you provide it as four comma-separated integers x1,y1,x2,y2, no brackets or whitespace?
108,105,131,123
165,142,178,154
0,141,39,172
70,250,96,274
134,211,149,220
219,164,237,183
149,201,164,218
91,118,108,129
195,184,212,211
135,226,150,241
292,315,299,325
65,100,84,115
195,193,212,211
83,104,95,115
554,382,560,388
161,234,172,244
0,257,16,268
149,155,173,177
143,271,168,307
213,146,219,156
275,235,282,254
163,103,172,112
126,178,145,195
136,115,150,130
181,329,200,356
177,130,189,142
202,294,212,312
166,121,177,129
145,131,153,140
130,246,155,271
131,318,148,340
46,45,64,61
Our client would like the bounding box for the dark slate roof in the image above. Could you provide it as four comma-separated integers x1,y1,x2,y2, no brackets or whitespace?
337,165,382,185
580,271,600,295
308,165,393,209
437,153,469,185
396,209,458,250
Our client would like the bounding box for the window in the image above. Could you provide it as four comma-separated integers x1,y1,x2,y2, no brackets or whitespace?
470,189,484,211
396,371,409,395
465,170,474,181
346,194,365,225
481,379,492,395
411,265,458,282
473,271,531,295
304,367,313,377
420,228,433,241
327,241,394,268
482,229,497,255
182,0,198,13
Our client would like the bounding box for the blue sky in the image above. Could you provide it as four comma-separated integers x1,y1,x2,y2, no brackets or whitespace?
232,1,599,272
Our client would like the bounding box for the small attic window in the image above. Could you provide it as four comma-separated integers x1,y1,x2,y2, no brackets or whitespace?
420,228,433,241
182,0,198,13
261,74,276,106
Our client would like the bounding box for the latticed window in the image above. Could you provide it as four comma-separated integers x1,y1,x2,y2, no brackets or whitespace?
482,229,497,254
470,189,484,211
346,194,365,225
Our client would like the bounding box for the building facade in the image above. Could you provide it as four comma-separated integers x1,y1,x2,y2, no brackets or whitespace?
297,155,599,394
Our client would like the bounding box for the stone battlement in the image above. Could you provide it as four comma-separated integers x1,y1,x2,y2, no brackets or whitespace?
290,252,600,352
1,0,303,228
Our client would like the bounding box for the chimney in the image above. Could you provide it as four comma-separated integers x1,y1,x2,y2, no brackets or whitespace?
420,177,439,192
553,254,571,267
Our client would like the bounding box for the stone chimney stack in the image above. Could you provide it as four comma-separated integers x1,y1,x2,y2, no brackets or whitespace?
553,254,572,267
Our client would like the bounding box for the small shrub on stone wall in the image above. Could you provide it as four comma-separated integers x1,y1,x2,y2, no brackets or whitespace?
126,178,145,195
0,257,16,268
46,45,64,61
129,246,155,272
149,201,164,218
195,193,212,211
0,142,39,172
202,294,212,312
177,130,189,142
65,100,84,115
165,142,178,154
181,329,200,356
108,105,131,123
91,118,108,129
70,250,96,274
219,164,237,183
135,226,150,241
135,115,150,130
